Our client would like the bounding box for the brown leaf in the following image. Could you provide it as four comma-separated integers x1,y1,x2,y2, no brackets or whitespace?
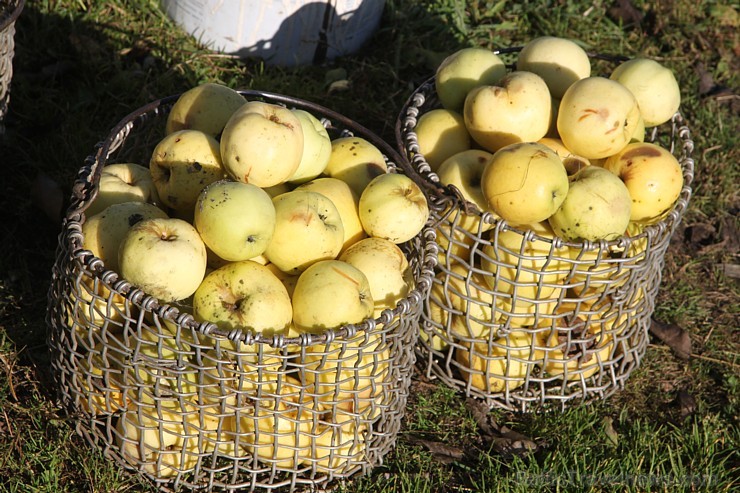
464,398,540,456
30,172,65,224
405,435,466,464
608,0,644,27
650,318,692,360
676,389,697,419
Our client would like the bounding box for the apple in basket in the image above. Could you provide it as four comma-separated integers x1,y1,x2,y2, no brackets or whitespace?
264,190,345,274
436,148,496,232
287,109,332,184
165,82,247,137
413,108,471,172
85,163,161,218
118,217,207,303
358,173,429,244
149,129,227,218
193,180,276,262
516,36,592,99
435,47,507,111
610,58,681,128
324,136,388,197
220,100,304,188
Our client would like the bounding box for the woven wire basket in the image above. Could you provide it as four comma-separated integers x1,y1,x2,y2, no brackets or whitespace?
395,48,695,412
46,90,437,491
0,0,23,132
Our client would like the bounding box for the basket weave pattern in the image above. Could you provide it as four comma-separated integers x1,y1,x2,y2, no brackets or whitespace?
397,67,695,412
0,0,23,129
46,92,436,491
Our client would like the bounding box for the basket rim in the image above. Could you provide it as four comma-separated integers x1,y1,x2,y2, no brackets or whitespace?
59,89,438,350
0,0,24,32
394,49,695,252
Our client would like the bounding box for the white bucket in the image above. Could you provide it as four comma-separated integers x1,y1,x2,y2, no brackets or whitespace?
160,0,386,67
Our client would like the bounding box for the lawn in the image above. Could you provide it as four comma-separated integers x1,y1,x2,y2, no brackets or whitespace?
0,1,738,492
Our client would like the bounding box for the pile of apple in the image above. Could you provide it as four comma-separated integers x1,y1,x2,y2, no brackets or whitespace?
412,36,685,394
73,83,430,477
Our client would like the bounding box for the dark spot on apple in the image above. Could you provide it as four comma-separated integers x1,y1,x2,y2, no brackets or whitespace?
193,162,203,172
621,145,661,160
128,213,145,227
175,137,181,143
575,223,580,227
589,206,593,210
235,155,241,162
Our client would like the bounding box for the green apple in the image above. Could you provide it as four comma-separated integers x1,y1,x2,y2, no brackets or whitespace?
118,217,207,303
324,136,388,197
220,101,304,188
288,109,332,184
291,259,373,332
413,108,471,172
537,137,591,176
265,190,344,274
193,260,292,336
149,129,226,218
548,166,632,241
338,237,411,316
610,58,681,127
358,173,429,244
435,47,507,111
82,201,168,272
86,163,160,218
296,177,366,253
480,142,568,226
557,76,642,160
602,142,683,224
516,36,591,99
165,82,246,137
194,180,276,262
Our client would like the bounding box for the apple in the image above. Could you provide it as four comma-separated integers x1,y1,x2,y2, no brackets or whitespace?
436,149,496,231
192,260,292,337
435,47,507,111
413,108,471,172
434,210,478,267
324,136,388,197
82,201,168,273
288,109,332,184
220,101,304,188
149,129,226,218
548,166,632,241
264,262,300,298
296,177,366,253
86,163,160,218
262,181,293,198
463,71,552,152
165,82,246,137
264,190,344,274
537,137,591,176
358,173,429,244
435,263,496,340
291,259,374,332
76,343,126,415
557,76,642,160
602,142,683,224
610,58,681,127
338,237,411,316
194,180,276,262
307,420,366,471
495,295,560,329
118,217,207,303
516,36,591,99
480,142,568,226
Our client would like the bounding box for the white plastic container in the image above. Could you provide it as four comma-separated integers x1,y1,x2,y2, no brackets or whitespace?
161,0,385,66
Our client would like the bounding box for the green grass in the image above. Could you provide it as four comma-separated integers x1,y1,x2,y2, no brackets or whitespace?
1,0,738,492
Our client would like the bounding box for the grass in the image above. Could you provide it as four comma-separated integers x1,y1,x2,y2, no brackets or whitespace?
1,0,738,492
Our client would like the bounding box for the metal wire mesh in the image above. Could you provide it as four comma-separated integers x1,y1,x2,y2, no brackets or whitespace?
394,51,695,412
0,0,23,133
46,91,437,491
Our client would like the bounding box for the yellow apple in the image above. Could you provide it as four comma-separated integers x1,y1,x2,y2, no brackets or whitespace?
557,76,642,160
76,343,126,415
86,163,160,218
516,36,591,99
265,190,344,274
358,173,429,244
537,137,591,176
220,101,304,188
463,71,552,152
194,180,276,262
296,177,366,253
324,136,388,197
306,420,367,471
288,109,332,184
548,166,632,241
118,217,207,303
481,142,568,226
291,260,374,332
610,58,681,127
435,47,507,111
413,108,471,172
436,149,496,230
165,82,246,137
602,142,683,224
494,295,560,328
437,263,496,340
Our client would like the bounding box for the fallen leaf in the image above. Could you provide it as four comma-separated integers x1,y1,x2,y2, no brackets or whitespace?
30,172,65,224
327,79,350,94
465,398,540,456
650,318,692,360
602,416,619,447
721,264,740,280
405,435,466,464
675,389,697,419
608,0,644,27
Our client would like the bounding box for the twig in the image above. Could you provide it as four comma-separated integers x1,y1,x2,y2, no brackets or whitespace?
649,343,740,369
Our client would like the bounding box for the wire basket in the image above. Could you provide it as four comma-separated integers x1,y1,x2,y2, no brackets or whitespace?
46,90,437,492
0,0,23,133
395,48,695,412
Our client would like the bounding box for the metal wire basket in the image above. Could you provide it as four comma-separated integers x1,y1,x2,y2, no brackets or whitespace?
0,0,23,133
46,90,437,492
395,48,695,412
